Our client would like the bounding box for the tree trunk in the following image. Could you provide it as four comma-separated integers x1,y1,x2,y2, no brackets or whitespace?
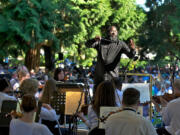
44,46,55,71
25,45,41,72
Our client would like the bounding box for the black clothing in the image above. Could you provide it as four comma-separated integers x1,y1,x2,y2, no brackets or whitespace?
156,127,171,135
86,37,135,90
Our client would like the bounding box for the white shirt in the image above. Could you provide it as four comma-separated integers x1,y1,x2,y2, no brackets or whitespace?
161,97,180,135
105,108,157,135
80,105,98,130
10,119,53,135
40,107,59,122
0,92,16,112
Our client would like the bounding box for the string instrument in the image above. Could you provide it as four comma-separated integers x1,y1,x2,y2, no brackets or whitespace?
6,110,23,118
39,84,44,90
99,109,123,123
153,93,180,104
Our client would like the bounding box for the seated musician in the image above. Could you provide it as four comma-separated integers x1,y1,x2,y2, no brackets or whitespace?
0,78,16,112
105,88,157,135
9,94,53,135
16,65,30,85
54,67,65,82
19,78,58,122
39,78,59,134
153,79,180,135
77,80,116,134
112,77,123,107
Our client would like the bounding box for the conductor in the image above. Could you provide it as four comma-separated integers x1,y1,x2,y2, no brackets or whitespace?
86,26,136,92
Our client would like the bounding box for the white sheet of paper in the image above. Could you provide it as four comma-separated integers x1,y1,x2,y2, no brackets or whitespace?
122,83,150,103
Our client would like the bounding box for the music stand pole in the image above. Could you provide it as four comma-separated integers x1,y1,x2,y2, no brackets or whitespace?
70,85,84,135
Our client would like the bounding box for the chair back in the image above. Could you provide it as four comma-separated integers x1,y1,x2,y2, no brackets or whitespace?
0,100,17,127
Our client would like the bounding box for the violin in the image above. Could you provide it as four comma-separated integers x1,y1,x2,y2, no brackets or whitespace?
100,109,123,123
6,110,23,118
153,93,180,104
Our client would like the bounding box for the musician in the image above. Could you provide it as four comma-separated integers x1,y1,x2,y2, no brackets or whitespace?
40,78,59,134
16,65,30,85
19,78,58,118
105,88,157,135
112,77,123,107
153,79,180,135
85,26,136,92
0,78,16,112
9,94,53,135
54,67,65,82
77,81,116,135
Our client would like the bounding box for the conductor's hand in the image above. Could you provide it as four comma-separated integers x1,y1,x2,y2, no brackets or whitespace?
95,35,101,41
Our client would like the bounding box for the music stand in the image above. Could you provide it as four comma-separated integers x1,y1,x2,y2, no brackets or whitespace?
55,83,85,135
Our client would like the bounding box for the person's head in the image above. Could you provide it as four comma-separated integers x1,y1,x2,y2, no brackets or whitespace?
40,78,57,104
122,88,140,109
93,80,116,115
112,77,122,90
16,65,30,83
108,26,118,39
21,94,37,113
54,68,64,81
19,79,39,96
0,78,10,92
173,79,180,95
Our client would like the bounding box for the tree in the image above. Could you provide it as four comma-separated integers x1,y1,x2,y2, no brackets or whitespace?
138,0,180,65
0,0,59,71
56,0,112,66
57,0,146,66
104,0,146,40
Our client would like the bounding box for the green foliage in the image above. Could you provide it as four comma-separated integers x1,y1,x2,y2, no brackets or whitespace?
0,0,146,67
138,0,180,64
105,0,146,40
57,0,146,66
120,58,147,71
0,0,59,59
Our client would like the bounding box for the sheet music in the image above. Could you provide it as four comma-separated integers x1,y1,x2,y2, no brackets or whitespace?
122,83,150,103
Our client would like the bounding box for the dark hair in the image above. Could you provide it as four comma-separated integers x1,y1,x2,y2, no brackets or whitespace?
122,88,140,106
93,81,116,115
54,67,64,81
0,79,9,92
112,77,122,89
21,94,37,112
